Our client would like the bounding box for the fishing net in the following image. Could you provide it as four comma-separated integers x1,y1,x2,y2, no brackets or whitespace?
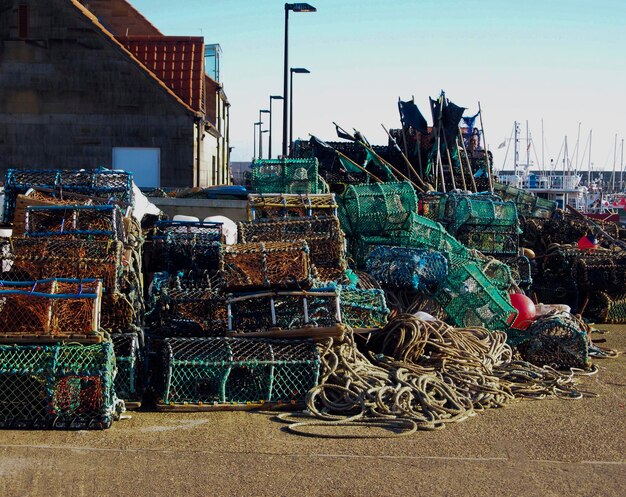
146,272,228,337
251,158,324,194
25,205,126,241
146,221,223,273
2,237,124,294
0,341,117,429
111,332,143,405
221,241,313,291
365,246,448,292
492,181,557,219
238,216,347,283
159,337,320,406
341,182,417,236
435,256,517,331
337,286,389,329
4,169,133,223
227,289,340,334
520,313,590,370
247,193,338,220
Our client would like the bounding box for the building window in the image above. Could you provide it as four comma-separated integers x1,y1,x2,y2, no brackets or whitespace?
18,5,29,39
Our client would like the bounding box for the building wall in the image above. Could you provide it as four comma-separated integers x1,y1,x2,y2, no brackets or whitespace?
0,0,198,187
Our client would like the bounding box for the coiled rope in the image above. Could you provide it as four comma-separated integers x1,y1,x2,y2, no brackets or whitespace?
279,314,596,438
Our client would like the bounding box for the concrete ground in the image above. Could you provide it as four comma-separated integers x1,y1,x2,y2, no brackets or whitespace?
1,326,625,497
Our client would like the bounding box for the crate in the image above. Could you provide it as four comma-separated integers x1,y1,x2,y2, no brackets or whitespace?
238,216,347,282
435,260,517,331
25,205,125,241
342,181,417,236
227,289,341,334
221,241,313,291
2,237,123,294
111,332,143,408
146,220,223,273
0,279,102,342
251,158,323,194
0,341,117,429
146,273,228,337
365,246,448,291
247,193,338,220
158,337,320,408
4,169,133,223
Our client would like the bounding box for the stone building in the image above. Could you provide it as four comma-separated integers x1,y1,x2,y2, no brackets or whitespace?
0,0,230,187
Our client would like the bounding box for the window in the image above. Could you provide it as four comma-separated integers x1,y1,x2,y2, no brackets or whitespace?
18,5,29,39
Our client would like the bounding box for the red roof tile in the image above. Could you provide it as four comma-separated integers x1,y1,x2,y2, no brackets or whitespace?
118,36,205,112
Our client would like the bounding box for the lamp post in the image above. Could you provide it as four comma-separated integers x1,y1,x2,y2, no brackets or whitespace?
269,95,283,159
289,67,310,155
259,109,270,160
282,3,316,158
253,121,262,159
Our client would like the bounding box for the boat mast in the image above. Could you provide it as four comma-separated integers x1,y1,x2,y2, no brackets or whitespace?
541,118,545,174
620,138,624,191
526,120,530,176
612,133,617,192
587,129,592,187
514,121,519,177
575,122,581,172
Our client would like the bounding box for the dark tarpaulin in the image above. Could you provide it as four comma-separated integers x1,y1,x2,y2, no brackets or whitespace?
430,96,466,150
334,123,355,141
462,111,480,132
398,99,429,134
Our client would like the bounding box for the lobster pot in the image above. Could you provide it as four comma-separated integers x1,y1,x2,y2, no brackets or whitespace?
365,246,448,291
147,274,228,337
401,213,467,254
445,194,518,234
228,290,340,334
111,332,142,406
3,169,133,223
541,217,620,247
342,182,417,236
418,192,447,221
338,287,389,329
456,225,519,256
251,158,322,194
0,342,117,429
595,291,626,324
159,337,320,407
25,205,126,241
2,237,123,294
0,279,102,340
146,221,223,273
573,255,626,293
247,193,337,220
221,241,313,291
492,182,557,219
521,313,590,370
238,216,347,282
495,255,532,291
435,261,517,331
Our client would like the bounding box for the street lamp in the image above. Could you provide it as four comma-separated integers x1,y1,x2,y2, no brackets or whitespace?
289,67,310,155
282,3,316,157
253,121,262,159
259,109,270,160
269,95,283,159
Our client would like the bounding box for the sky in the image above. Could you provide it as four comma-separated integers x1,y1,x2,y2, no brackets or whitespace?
130,0,626,172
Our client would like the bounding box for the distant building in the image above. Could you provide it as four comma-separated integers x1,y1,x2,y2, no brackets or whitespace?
0,0,230,187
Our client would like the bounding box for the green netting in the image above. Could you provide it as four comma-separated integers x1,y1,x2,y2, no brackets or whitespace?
444,194,518,233
160,337,320,406
337,286,390,329
492,182,557,219
342,182,417,236
111,332,142,404
0,342,117,429
251,158,324,194
435,258,517,331
520,313,590,369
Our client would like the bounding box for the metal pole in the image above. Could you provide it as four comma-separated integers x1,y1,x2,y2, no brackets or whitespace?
253,123,258,159
289,69,294,155
268,98,273,159
258,110,263,160
282,6,289,157
477,101,493,192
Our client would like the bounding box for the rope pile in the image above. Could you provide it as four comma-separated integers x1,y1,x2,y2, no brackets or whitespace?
282,315,595,437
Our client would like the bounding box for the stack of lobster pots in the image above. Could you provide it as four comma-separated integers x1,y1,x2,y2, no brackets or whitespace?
143,192,390,411
0,169,143,429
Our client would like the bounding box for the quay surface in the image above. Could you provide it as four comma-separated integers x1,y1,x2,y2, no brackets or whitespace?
1,326,625,497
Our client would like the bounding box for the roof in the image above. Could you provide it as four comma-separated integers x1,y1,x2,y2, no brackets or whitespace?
68,0,199,116
118,36,205,112
76,0,162,36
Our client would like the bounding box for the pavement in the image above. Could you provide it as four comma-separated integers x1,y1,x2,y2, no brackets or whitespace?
1,326,625,497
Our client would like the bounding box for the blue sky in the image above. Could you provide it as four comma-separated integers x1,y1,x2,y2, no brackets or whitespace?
130,0,626,172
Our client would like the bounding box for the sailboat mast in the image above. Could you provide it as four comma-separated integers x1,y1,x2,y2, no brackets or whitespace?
526,120,530,175
541,118,545,174
587,130,592,186
612,133,617,192
575,122,581,171
514,121,519,177
620,138,624,191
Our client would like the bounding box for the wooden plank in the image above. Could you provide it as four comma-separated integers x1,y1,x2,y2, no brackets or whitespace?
155,400,303,412
226,324,347,340
0,333,104,344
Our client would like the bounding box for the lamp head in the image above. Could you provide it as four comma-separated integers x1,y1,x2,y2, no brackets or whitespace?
290,67,311,74
286,3,316,12
270,95,284,100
